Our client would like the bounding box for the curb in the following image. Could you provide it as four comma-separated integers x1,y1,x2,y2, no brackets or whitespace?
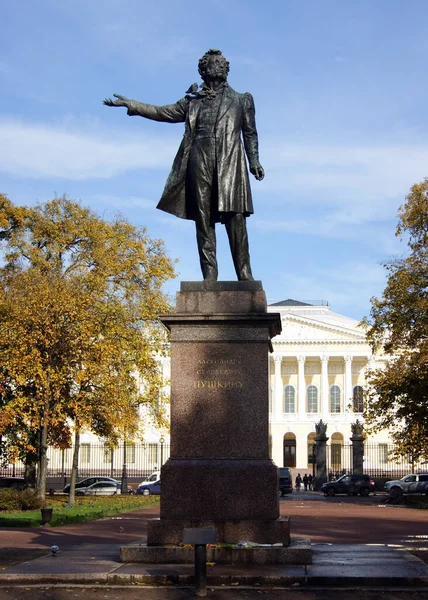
1,572,428,587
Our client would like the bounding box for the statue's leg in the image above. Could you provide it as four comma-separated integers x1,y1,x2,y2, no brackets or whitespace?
195,210,217,280
187,141,218,281
224,213,254,281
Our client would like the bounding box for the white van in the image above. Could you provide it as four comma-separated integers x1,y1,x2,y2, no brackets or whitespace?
141,471,160,484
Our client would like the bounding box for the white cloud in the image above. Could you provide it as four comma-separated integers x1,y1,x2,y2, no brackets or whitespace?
2,116,427,240
0,118,177,180
255,210,404,255
262,140,428,209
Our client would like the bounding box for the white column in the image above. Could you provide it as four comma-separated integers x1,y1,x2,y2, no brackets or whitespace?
274,355,283,419
297,355,306,420
344,355,353,414
320,354,329,420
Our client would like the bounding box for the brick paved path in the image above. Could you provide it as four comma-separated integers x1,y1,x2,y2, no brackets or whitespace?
0,493,427,549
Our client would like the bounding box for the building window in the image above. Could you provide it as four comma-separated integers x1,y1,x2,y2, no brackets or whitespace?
80,443,90,464
353,386,364,413
331,444,342,470
127,442,136,464
307,385,318,413
307,432,316,468
284,385,295,413
379,443,388,464
148,443,158,469
283,433,296,468
330,385,341,413
103,444,113,463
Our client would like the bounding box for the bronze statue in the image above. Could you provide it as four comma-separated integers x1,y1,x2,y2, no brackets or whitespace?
104,49,264,281
351,420,365,437
315,420,328,437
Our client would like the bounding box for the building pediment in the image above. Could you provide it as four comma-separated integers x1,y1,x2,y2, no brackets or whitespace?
275,314,367,345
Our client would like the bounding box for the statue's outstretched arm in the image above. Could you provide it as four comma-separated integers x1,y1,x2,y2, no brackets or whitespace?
103,94,187,124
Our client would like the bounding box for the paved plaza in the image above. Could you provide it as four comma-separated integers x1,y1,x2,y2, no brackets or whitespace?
0,492,427,589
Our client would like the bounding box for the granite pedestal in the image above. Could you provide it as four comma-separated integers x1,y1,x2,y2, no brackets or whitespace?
122,282,307,564
147,281,286,546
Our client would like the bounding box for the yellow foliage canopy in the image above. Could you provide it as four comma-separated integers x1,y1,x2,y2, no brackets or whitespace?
0,194,176,457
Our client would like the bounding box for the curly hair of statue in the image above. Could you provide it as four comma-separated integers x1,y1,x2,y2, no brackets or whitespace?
198,49,230,78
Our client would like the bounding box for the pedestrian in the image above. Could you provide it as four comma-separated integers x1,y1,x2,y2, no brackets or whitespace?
308,473,313,491
303,474,308,491
295,473,302,491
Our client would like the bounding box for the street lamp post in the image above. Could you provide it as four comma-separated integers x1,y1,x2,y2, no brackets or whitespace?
160,436,165,469
121,439,128,494
61,448,66,487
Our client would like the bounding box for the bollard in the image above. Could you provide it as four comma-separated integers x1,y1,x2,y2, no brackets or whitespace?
183,528,217,597
194,544,207,595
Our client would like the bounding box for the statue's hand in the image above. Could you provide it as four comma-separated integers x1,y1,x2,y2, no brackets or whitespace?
250,163,265,181
103,94,130,108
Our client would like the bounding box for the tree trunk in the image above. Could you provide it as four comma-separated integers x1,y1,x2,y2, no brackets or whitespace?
37,412,49,501
69,428,80,506
24,452,37,488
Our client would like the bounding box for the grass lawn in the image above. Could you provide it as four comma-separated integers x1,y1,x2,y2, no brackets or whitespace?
0,494,159,527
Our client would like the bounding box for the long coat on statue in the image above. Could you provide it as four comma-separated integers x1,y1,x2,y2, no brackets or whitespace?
126,84,260,222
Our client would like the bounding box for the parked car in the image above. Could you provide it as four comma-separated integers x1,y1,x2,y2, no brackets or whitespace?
0,477,26,490
385,474,428,498
63,477,120,494
321,474,375,497
141,471,160,484
136,479,161,496
278,467,293,496
75,481,120,496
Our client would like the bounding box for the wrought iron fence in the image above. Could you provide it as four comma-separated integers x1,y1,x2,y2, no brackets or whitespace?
362,443,428,478
324,442,428,479
2,441,427,481
326,443,353,478
0,442,171,479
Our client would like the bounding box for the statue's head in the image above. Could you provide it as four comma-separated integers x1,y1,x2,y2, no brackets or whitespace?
198,49,230,82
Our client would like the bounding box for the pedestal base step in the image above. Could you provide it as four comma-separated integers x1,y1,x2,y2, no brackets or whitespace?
120,536,311,565
147,517,290,546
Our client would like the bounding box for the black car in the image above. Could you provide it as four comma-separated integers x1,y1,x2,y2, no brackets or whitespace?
278,467,293,496
0,477,26,490
321,474,375,497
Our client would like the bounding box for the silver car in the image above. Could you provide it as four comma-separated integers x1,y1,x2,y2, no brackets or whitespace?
75,481,121,496
385,473,428,498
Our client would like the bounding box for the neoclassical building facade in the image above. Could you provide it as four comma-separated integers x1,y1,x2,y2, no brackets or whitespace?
75,298,389,476
267,299,388,472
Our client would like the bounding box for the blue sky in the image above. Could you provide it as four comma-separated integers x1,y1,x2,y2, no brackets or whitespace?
1,0,427,320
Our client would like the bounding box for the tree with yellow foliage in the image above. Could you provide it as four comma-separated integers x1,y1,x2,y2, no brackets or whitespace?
363,179,428,462
0,195,175,499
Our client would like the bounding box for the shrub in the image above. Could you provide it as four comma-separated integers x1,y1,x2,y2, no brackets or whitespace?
0,488,44,511
19,488,44,510
0,489,21,511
